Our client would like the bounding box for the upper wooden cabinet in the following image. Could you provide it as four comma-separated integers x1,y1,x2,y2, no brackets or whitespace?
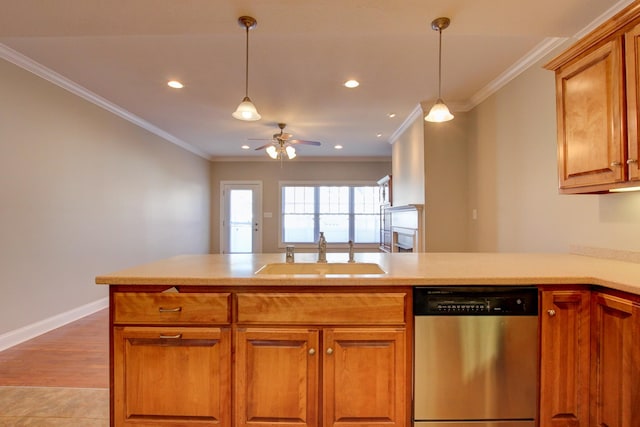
545,2,640,193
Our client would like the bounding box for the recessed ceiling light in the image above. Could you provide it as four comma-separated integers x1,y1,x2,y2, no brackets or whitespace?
167,80,184,89
344,79,359,88
387,113,396,118
241,145,250,150
334,145,343,150
376,133,383,138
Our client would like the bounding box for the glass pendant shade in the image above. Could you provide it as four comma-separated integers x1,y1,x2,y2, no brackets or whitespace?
232,96,261,121
425,98,454,122
285,146,296,159
266,145,278,159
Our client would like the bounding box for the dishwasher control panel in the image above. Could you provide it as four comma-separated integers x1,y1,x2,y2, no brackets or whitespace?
413,286,538,315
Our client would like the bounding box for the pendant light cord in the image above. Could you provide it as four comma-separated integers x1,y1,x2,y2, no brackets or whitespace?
437,27,442,99
244,25,250,97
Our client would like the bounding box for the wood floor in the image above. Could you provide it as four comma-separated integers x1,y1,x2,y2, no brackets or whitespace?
0,309,109,388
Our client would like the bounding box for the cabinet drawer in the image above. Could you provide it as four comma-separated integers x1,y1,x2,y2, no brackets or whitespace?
114,292,231,325
236,292,406,325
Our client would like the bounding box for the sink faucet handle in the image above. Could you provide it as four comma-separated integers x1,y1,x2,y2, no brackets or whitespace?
286,245,295,264
348,240,355,263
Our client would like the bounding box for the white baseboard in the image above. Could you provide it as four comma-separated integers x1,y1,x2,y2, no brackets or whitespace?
0,297,109,352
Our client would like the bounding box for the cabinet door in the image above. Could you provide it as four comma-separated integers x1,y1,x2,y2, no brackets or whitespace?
113,326,231,427
235,328,320,427
555,38,625,190
323,328,406,427
539,289,590,427
590,292,640,427
625,24,640,181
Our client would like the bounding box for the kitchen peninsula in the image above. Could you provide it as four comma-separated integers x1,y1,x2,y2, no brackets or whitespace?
97,252,640,427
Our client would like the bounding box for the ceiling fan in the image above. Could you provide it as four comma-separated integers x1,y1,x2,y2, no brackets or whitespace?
252,123,321,160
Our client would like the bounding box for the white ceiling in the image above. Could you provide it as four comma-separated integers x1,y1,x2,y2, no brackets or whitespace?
0,0,634,160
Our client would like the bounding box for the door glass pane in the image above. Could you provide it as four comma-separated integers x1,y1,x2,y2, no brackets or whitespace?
229,189,253,253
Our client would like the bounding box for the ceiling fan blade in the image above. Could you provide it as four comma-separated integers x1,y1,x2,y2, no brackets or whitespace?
254,143,274,150
248,138,273,141
289,139,321,146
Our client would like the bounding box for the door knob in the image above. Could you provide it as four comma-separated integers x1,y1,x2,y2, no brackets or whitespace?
308,348,316,355
326,347,334,355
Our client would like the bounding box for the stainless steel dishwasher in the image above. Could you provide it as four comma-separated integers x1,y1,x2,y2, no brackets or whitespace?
413,286,538,427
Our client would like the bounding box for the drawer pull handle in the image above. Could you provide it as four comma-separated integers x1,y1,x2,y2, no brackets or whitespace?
547,309,556,317
628,158,638,164
326,347,334,355
158,307,182,313
159,334,182,339
610,161,622,167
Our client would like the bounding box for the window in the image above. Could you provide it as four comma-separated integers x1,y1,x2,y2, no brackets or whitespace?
281,183,380,245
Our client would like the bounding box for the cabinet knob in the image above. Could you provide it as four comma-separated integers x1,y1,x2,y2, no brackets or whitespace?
610,161,622,167
628,158,638,164
547,309,556,317
308,348,316,355
326,347,334,355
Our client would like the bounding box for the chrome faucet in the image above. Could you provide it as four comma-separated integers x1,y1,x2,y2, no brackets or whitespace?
348,240,355,263
285,245,295,264
317,232,327,263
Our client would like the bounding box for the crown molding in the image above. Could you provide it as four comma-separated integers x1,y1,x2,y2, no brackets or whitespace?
0,43,210,160
388,103,424,145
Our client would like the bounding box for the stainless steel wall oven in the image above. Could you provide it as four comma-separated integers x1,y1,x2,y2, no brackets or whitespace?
413,286,538,427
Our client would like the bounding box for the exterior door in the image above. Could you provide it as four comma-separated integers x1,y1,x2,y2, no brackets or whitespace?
221,182,262,253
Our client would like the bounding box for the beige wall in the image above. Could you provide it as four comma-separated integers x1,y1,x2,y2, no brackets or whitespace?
392,116,425,206
0,59,211,334
424,112,470,251
210,160,391,253
468,49,640,253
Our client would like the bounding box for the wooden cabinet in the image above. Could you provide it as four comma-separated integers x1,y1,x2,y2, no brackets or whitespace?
323,328,405,427
113,326,231,426
111,290,233,427
539,287,640,427
545,2,640,193
234,291,409,427
590,291,640,427
235,328,320,427
539,288,591,427
111,288,410,427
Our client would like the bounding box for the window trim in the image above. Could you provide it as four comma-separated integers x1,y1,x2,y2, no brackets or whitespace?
278,181,381,249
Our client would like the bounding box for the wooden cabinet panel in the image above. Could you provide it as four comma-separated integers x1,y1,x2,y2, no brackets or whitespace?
113,326,231,427
113,292,231,325
590,292,640,427
625,23,640,182
235,328,320,427
554,38,625,190
236,293,406,325
323,328,406,427
539,289,591,427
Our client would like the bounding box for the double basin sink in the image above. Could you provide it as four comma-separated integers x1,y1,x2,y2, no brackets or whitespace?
255,262,386,275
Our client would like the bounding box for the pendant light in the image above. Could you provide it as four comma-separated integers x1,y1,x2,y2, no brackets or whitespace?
232,16,261,121
425,17,454,123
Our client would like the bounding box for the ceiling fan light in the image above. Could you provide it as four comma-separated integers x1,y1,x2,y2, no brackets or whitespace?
232,96,261,121
425,98,454,122
285,146,296,159
266,145,278,159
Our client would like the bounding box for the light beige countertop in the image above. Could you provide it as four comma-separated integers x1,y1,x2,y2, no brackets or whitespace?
95,252,640,296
